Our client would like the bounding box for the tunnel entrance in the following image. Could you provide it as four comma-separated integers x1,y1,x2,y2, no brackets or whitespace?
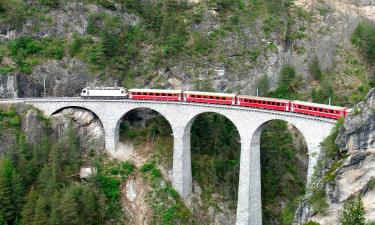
117,108,173,169
190,112,241,219
259,120,308,225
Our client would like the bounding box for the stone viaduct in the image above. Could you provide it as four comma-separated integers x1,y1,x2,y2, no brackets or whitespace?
1,97,336,225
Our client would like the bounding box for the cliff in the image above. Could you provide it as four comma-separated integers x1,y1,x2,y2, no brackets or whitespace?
298,88,375,224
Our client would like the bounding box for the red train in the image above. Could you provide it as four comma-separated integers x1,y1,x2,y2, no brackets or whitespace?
82,88,348,120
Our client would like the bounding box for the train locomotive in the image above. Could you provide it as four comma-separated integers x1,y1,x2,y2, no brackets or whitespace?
81,87,348,120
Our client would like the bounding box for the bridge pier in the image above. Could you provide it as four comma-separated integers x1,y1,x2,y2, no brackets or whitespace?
236,128,262,225
103,120,118,154
172,124,192,199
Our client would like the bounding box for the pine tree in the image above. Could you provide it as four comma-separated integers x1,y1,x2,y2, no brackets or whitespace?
80,186,100,225
48,191,61,225
20,187,38,224
340,195,366,225
32,196,49,225
11,170,25,221
59,186,79,225
0,158,16,224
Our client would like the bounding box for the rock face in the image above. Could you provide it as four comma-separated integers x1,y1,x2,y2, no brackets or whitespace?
0,0,373,97
51,108,105,152
336,87,375,151
298,88,375,224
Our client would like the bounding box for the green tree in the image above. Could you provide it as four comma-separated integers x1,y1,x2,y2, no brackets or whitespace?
351,21,375,63
270,65,298,99
49,191,61,225
309,56,323,81
0,157,20,224
32,196,49,225
258,75,270,96
59,186,79,225
11,170,24,220
20,187,38,224
340,196,366,225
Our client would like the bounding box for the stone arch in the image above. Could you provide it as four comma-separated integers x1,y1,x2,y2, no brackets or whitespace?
251,119,308,224
183,110,242,144
49,106,106,152
113,107,175,159
183,111,242,201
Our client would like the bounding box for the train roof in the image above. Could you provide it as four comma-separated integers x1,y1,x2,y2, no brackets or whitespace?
128,89,182,94
237,95,290,103
84,86,125,90
291,100,347,110
184,91,237,97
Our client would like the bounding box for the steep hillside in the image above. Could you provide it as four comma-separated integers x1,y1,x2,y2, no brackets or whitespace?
1,1,375,225
0,0,373,103
296,88,375,224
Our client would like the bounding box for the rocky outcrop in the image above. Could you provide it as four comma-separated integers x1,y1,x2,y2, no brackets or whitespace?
51,108,105,152
336,87,375,151
297,88,375,224
0,0,373,97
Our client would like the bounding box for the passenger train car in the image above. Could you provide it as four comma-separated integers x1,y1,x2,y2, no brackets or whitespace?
128,89,182,101
81,87,348,120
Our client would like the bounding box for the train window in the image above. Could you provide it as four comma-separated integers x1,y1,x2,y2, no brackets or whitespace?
83,90,86,93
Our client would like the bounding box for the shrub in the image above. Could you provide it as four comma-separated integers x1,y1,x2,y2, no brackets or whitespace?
258,75,269,96
37,0,59,7
321,119,343,158
0,66,13,75
308,188,329,214
340,196,366,225
309,56,323,81
351,21,375,63
304,221,321,225
269,65,298,99
97,0,116,10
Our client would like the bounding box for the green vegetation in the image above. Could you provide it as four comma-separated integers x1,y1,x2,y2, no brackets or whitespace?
140,161,194,224
8,36,65,73
352,21,375,64
309,56,323,81
260,120,307,225
190,113,240,207
0,107,134,224
340,196,366,225
0,0,28,29
37,0,59,8
269,65,301,99
307,188,329,214
307,119,344,215
321,118,344,158
304,221,321,225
